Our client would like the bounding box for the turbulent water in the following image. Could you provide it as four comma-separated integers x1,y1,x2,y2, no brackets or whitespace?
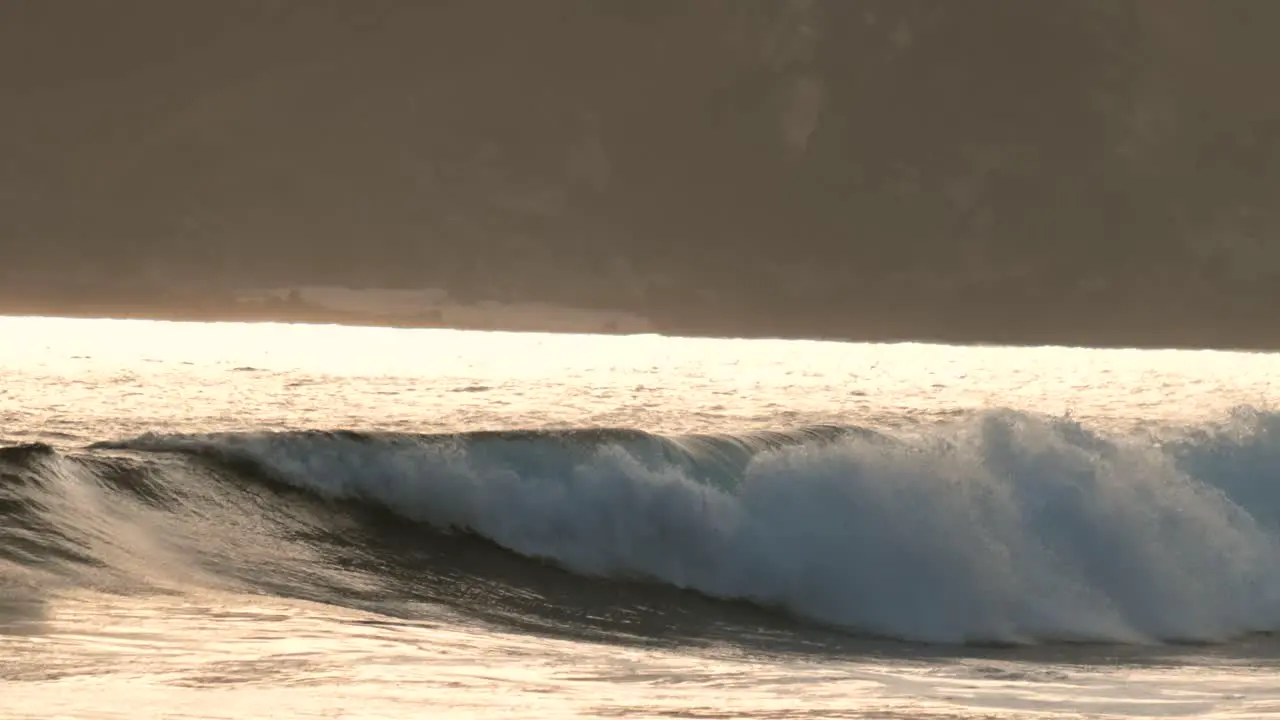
4,316,1280,718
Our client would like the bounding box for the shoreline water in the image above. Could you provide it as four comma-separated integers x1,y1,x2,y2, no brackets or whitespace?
4,317,1280,718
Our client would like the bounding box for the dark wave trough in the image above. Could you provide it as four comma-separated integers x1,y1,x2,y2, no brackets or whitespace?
5,410,1280,648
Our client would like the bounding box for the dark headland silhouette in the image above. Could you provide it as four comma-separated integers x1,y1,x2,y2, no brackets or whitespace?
3,1,1279,348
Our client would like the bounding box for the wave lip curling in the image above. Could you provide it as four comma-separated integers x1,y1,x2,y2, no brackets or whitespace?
97,410,1280,646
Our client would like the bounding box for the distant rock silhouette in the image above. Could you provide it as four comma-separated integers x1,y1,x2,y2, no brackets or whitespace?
1,1,1279,348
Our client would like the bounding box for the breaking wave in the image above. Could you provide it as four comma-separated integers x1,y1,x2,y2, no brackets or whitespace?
6,408,1280,646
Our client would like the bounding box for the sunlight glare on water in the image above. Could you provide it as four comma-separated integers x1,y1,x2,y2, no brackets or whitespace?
4,315,1280,719
5,594,1280,720
2,315,1276,443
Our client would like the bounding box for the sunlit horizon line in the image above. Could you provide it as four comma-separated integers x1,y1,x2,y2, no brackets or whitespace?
0,311,1261,356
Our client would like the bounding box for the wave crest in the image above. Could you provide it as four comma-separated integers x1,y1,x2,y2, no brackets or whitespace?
94,410,1280,645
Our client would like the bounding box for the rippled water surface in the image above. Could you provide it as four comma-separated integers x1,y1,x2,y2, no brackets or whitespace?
4,315,1280,719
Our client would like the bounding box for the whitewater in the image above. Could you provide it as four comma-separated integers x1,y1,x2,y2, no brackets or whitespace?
4,315,1280,718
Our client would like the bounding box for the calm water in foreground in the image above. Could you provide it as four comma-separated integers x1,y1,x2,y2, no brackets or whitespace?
3,315,1280,719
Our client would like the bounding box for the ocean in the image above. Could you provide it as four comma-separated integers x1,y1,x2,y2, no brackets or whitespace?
3,315,1280,719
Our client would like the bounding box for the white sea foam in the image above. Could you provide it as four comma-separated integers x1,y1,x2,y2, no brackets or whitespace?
120,409,1280,645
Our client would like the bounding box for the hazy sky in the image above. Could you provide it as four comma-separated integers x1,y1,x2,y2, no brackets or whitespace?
2,1,1279,348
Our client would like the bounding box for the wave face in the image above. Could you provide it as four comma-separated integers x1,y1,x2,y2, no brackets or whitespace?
8,409,1280,646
